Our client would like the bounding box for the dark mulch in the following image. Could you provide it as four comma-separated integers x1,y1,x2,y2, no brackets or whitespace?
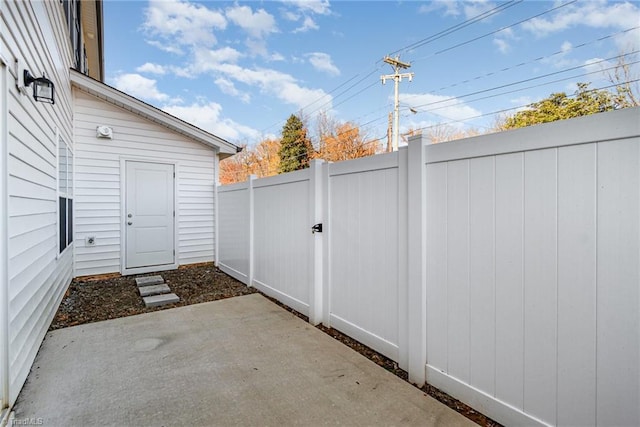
50,263,257,330
51,263,501,427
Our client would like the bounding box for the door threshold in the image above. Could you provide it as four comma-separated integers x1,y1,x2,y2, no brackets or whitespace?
122,263,178,276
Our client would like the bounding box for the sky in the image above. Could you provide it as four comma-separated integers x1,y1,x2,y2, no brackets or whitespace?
103,0,640,147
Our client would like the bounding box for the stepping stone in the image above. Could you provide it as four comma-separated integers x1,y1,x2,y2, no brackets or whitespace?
138,284,171,297
143,293,180,308
135,275,164,287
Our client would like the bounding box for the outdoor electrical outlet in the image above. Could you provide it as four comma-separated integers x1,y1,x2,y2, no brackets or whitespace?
85,236,96,246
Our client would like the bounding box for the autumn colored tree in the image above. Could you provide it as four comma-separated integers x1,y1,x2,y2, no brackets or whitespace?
219,145,252,184
314,112,379,161
219,138,281,184
317,122,378,162
249,138,281,177
278,114,313,173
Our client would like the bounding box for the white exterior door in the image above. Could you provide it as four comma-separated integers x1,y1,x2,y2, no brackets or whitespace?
125,161,175,269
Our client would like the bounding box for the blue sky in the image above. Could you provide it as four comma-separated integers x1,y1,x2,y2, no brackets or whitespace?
103,0,640,147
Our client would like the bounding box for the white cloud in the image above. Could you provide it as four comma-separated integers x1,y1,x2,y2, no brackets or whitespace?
493,26,515,54
306,52,340,76
583,57,614,78
146,39,184,55
463,1,497,20
523,0,640,50
283,11,299,21
191,47,244,73
498,27,514,38
541,40,578,69
136,62,167,75
112,73,169,102
214,77,251,103
293,16,319,33
419,0,499,20
493,38,510,54
269,52,285,61
162,102,260,142
226,5,277,39
131,1,334,142
510,95,533,106
400,92,481,123
418,1,460,16
246,38,270,57
143,0,227,48
283,0,331,15
211,63,330,111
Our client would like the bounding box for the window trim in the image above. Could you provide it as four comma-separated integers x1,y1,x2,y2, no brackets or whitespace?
57,132,73,256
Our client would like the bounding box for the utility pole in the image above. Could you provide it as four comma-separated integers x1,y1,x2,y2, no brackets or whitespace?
381,56,414,151
386,112,392,152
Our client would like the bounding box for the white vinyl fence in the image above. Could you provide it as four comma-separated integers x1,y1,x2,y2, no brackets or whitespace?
217,107,639,427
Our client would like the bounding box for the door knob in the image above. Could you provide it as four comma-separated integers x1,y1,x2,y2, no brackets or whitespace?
127,221,133,225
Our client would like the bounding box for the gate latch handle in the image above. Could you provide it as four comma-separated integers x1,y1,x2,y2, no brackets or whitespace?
311,223,323,234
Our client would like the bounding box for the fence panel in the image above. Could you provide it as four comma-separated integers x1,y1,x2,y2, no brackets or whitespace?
422,108,640,427
595,137,639,427
217,181,250,283
326,153,405,361
216,107,639,427
252,170,312,315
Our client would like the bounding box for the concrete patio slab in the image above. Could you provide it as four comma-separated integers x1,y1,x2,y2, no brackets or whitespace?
13,294,475,427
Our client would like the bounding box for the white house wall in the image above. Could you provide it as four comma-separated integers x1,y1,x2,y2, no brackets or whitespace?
73,90,217,277
1,0,76,406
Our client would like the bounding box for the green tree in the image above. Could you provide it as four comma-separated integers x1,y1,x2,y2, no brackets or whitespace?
278,114,312,173
502,83,617,130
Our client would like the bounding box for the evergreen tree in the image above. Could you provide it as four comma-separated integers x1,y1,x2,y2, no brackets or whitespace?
278,114,312,173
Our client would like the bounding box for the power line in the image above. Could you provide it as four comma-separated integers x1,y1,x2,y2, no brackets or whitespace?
409,26,640,97
249,56,636,160
258,65,383,135
319,27,640,138
411,0,578,63
254,0,579,145
319,56,638,146
222,76,638,182
223,77,637,181
389,0,523,56
297,0,523,129
304,71,382,118
411,79,640,135
409,52,639,111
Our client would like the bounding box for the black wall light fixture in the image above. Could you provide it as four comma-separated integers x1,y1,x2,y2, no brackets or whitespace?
23,70,55,104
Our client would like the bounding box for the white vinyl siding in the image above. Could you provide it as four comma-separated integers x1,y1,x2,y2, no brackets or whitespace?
73,90,217,277
2,0,76,406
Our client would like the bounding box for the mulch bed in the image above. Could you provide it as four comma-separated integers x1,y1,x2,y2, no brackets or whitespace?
51,263,501,427
50,263,257,330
